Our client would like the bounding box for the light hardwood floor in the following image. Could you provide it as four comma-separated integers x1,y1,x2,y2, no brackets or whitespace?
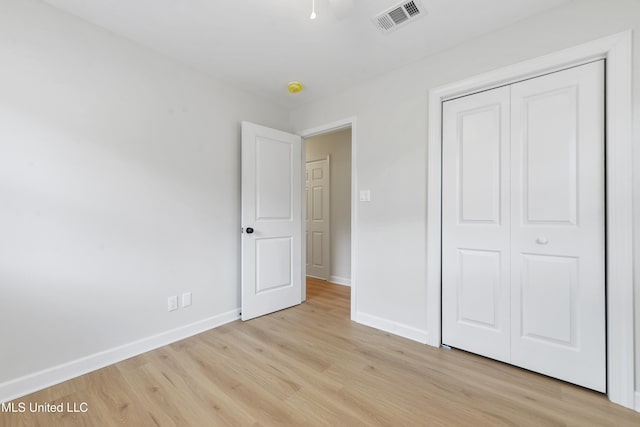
3,277,640,426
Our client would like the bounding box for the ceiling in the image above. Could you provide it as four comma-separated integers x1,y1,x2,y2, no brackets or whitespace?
42,0,571,109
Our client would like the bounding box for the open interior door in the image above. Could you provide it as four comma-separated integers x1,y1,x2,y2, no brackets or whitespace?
241,121,303,320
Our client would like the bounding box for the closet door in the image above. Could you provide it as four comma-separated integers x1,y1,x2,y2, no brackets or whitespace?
510,61,605,392
442,87,511,362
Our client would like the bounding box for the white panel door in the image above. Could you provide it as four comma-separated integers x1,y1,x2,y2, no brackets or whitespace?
241,122,302,321
442,86,511,363
510,61,605,392
305,157,330,280
442,61,605,392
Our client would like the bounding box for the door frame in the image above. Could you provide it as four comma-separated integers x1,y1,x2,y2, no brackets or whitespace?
426,31,634,408
300,117,357,320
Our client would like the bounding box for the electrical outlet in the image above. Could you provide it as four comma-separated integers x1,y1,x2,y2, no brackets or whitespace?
168,296,178,312
182,292,192,308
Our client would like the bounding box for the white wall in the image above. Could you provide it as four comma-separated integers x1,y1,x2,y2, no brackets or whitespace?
0,0,288,397
290,0,640,395
306,129,352,285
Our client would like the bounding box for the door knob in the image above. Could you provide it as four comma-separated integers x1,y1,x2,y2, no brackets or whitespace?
246,227,254,234
536,237,548,245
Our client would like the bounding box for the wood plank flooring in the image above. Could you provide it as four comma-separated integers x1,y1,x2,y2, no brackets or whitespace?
3,277,640,426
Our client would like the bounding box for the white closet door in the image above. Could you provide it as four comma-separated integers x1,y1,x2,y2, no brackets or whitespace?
442,61,605,392
510,61,605,392
442,86,511,363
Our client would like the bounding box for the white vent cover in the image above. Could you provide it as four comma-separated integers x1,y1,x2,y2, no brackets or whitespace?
373,1,425,33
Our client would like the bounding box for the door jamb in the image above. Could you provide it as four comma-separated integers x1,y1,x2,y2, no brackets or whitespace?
300,117,357,320
426,31,634,409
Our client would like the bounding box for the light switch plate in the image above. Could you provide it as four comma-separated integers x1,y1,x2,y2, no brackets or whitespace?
168,296,178,312
182,292,192,308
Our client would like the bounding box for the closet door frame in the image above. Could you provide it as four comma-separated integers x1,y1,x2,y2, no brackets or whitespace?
426,31,633,409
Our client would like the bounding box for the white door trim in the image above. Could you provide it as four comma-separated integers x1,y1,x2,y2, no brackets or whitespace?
426,31,634,409
301,117,357,320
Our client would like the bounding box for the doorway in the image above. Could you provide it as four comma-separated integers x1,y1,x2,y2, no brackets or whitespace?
240,118,357,322
305,129,351,287
300,119,356,319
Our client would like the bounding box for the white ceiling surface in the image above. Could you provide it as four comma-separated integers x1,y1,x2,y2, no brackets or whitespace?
42,0,571,109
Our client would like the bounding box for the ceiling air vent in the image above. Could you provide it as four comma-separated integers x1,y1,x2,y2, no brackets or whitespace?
373,1,425,33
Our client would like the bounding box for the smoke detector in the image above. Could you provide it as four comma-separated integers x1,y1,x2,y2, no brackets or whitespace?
373,1,426,33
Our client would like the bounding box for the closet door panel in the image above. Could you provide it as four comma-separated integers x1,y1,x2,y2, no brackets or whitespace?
442,86,511,363
510,61,605,392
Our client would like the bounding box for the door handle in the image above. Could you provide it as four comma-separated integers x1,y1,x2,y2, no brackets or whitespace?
536,237,548,245
246,227,254,234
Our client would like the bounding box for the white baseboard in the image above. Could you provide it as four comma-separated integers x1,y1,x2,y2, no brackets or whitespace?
307,274,351,286
329,276,351,286
635,391,640,412
355,312,429,344
0,309,240,403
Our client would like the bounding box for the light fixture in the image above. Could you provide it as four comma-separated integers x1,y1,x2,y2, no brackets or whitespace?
310,0,317,19
287,81,304,94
